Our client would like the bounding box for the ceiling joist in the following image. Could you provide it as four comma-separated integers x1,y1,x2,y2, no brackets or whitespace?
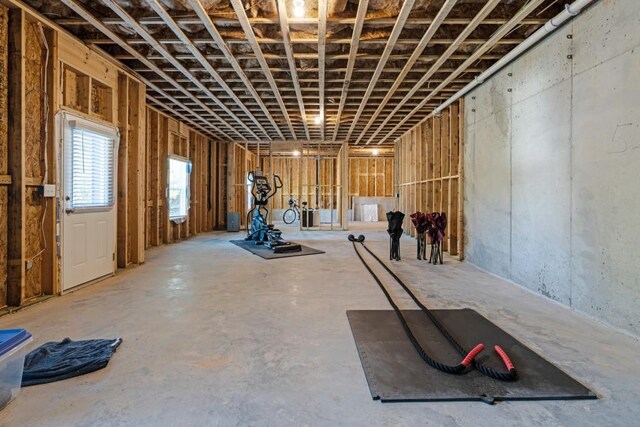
37,0,561,145
276,0,310,140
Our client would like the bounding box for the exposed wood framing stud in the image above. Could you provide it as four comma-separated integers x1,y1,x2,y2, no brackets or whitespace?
7,8,26,306
395,101,463,257
318,0,327,141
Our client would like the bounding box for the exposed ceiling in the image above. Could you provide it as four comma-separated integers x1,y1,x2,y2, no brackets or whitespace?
27,0,563,146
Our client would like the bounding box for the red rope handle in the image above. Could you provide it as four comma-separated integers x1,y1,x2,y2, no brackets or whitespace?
460,343,485,367
494,345,515,370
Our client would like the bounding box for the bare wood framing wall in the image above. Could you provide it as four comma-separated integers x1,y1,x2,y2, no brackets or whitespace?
394,100,464,258
0,2,227,310
260,155,339,212
259,156,299,210
145,107,222,246
3,7,58,307
303,155,338,212
227,142,255,228
117,73,145,268
348,157,394,201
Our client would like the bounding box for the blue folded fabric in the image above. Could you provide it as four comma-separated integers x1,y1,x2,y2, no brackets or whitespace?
22,337,122,387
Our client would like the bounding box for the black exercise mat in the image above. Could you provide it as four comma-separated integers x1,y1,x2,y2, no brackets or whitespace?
347,309,596,403
230,240,324,259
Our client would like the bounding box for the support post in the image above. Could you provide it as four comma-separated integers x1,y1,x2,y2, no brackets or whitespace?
7,8,25,306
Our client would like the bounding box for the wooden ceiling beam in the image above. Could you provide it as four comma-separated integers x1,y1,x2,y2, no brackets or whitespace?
365,0,503,144
132,66,487,74
56,16,548,26
318,0,327,140
195,78,472,85
345,0,416,143
108,51,503,62
100,0,250,138
276,0,310,140
146,96,221,140
142,0,267,140
187,0,286,140
89,37,524,46
353,0,457,144
230,0,298,139
331,0,369,142
59,0,241,141
378,0,548,145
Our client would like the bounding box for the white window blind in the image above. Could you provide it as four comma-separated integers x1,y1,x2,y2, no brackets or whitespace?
70,127,115,209
168,156,191,220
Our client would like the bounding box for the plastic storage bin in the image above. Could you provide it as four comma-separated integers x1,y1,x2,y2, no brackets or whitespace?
302,208,314,227
0,329,32,411
227,211,240,232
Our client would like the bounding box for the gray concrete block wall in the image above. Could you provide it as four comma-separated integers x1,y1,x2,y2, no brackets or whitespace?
464,0,640,337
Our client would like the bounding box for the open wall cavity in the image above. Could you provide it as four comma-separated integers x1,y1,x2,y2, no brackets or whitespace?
394,101,464,258
348,156,394,222
0,5,9,307
1,7,57,307
0,2,227,309
144,108,224,247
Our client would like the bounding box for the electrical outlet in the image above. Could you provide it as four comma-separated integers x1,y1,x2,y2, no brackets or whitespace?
25,259,34,271
43,184,56,197
37,184,56,197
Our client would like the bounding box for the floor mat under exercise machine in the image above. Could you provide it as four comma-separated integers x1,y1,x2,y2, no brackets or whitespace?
347,309,597,403
230,240,324,259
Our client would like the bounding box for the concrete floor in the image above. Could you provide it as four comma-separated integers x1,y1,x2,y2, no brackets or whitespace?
1,224,639,426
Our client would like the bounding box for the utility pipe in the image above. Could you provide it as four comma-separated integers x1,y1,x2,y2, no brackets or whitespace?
432,0,599,116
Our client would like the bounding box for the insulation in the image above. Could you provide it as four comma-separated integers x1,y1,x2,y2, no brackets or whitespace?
24,21,47,300
22,0,564,144
0,5,8,307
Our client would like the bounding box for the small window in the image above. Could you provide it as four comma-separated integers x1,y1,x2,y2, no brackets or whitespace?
69,127,116,210
168,155,192,222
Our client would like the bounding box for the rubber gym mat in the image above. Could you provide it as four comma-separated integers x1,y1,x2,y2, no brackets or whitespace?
230,240,324,259
347,309,597,403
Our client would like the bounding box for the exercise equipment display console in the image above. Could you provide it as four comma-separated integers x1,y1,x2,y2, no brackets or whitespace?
245,172,301,253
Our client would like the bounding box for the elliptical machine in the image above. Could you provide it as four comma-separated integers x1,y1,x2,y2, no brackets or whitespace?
245,172,301,253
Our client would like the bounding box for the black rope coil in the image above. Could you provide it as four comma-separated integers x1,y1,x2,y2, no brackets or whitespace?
348,234,517,382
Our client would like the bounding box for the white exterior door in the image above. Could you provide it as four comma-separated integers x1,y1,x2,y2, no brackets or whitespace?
60,114,118,291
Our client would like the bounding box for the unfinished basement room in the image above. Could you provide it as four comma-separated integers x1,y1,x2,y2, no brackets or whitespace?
0,0,638,424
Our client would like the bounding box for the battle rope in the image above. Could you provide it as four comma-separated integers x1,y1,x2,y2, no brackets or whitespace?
348,234,517,382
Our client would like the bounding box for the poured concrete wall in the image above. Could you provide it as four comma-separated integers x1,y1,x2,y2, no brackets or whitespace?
464,0,640,338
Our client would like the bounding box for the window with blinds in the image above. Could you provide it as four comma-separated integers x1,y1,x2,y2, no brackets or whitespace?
69,127,115,209
168,156,191,220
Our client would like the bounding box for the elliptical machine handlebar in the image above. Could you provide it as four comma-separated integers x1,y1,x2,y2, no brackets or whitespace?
264,174,283,204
